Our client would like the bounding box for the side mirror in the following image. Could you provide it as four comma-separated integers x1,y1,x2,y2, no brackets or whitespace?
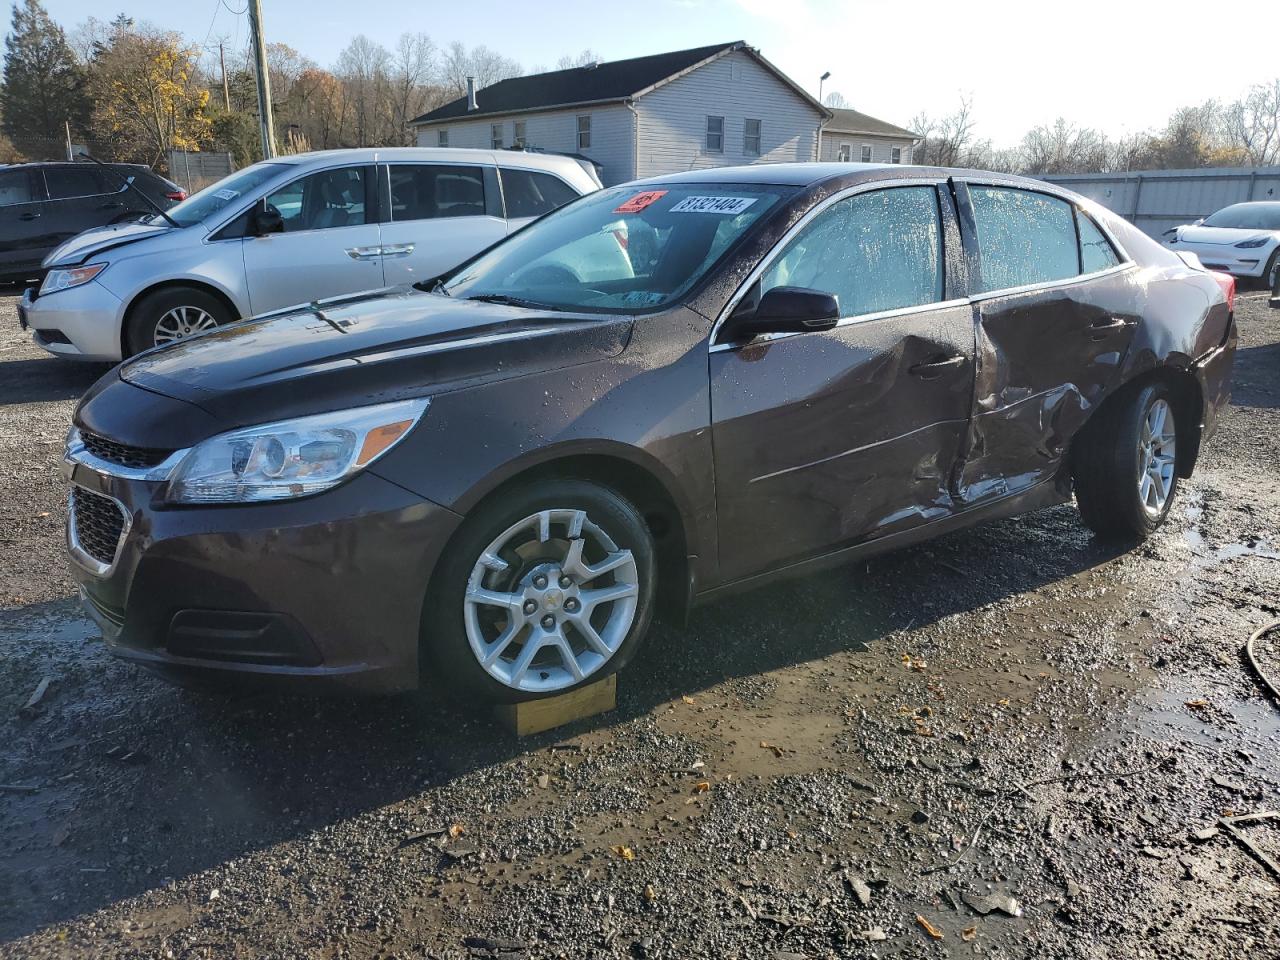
251,204,283,237
1193,218,1205,226
726,286,840,339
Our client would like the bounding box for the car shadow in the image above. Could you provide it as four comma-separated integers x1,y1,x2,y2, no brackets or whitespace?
0,356,109,406
0,502,1130,942
1232,341,1280,410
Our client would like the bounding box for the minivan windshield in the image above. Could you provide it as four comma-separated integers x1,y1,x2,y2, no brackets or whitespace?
164,162,289,227
442,183,791,312
1201,203,1280,231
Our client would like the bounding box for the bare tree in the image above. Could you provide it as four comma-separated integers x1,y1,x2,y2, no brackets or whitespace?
1223,79,1280,166
911,94,976,166
1019,118,1109,174
554,49,600,70
823,91,850,109
388,32,439,144
336,35,391,146
440,41,521,97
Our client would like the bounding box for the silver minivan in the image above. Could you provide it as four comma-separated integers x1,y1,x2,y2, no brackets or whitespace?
20,148,601,361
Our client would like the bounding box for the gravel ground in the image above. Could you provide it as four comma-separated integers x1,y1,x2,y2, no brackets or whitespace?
0,288,1277,959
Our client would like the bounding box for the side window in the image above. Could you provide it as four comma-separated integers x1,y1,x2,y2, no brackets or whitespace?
45,166,106,200
761,186,943,318
1078,211,1121,272
389,165,485,221
969,186,1078,293
0,169,34,206
264,167,368,232
500,168,578,219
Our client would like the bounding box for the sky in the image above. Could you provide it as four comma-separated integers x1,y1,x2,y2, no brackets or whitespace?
38,0,1280,147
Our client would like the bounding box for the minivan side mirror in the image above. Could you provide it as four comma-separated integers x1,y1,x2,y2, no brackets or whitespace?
251,203,284,237
725,286,840,339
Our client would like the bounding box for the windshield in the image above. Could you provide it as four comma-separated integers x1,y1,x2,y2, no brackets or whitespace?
1202,203,1280,230
442,183,790,312
165,162,290,227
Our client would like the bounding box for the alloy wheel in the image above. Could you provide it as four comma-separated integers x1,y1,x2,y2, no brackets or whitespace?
153,305,219,346
463,508,639,693
1138,398,1176,517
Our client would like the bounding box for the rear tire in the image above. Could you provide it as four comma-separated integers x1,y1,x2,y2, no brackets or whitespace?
1264,248,1279,292
1073,381,1181,541
423,479,656,704
124,286,232,358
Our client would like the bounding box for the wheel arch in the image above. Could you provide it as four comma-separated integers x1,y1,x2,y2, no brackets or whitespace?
120,279,244,356
1082,364,1205,479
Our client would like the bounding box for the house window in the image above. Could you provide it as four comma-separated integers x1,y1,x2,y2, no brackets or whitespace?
891,146,901,164
706,116,724,153
437,129,449,148
577,115,591,150
860,144,873,163
743,118,761,156
513,120,526,148
491,123,503,149
837,144,851,162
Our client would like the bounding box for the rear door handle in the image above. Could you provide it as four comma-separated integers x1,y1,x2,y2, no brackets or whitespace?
345,246,383,261
909,354,967,380
18,212,40,221
1089,317,1128,340
380,243,415,258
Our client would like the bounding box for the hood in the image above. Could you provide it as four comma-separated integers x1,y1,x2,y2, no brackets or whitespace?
43,220,179,267
118,288,634,434
1177,224,1276,246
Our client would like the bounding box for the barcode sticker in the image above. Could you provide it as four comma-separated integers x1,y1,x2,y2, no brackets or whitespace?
669,196,757,215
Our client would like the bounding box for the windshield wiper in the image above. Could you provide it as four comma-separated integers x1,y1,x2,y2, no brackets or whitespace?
75,152,182,229
465,293,557,310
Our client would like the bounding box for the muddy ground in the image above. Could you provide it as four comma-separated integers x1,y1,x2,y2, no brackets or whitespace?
0,289,1277,959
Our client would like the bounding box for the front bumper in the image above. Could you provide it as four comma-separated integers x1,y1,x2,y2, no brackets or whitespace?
1167,244,1268,278
22,281,125,362
66,456,463,694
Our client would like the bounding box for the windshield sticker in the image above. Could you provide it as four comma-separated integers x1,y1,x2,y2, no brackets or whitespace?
614,190,667,214
670,196,758,215
212,188,239,201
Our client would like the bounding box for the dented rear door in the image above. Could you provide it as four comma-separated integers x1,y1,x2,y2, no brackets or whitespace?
952,181,1140,504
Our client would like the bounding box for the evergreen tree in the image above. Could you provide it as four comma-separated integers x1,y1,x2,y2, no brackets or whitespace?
0,0,87,142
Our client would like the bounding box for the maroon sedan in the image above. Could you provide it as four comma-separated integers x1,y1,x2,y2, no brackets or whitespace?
64,164,1236,702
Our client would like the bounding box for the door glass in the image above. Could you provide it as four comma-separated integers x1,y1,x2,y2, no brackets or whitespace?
45,166,106,200
264,167,368,232
0,170,33,206
969,186,1078,292
761,186,943,317
388,165,485,221
500,168,578,219
1078,212,1120,272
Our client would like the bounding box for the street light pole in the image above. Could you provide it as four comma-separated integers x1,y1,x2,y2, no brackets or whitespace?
817,71,831,161
248,0,276,159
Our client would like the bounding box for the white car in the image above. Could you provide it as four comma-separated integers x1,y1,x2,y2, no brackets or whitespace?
1165,201,1280,288
19,148,601,361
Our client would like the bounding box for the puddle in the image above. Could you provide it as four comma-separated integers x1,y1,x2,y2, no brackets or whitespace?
1182,496,1280,567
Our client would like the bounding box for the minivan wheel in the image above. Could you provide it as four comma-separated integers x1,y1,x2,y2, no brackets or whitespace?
1073,381,1180,541
424,480,656,704
125,287,231,357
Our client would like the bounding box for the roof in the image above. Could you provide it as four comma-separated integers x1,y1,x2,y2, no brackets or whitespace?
411,41,826,125
627,161,905,188
823,107,918,140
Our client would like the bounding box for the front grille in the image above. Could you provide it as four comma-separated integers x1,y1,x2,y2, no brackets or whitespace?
71,487,126,567
81,431,172,469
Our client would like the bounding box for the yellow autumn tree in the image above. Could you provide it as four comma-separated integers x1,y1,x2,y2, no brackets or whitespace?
87,25,210,167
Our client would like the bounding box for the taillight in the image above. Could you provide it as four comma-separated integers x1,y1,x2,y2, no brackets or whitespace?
1210,270,1235,313
165,190,187,202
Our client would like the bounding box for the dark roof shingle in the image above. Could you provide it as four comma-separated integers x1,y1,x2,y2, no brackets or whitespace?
824,107,917,139
412,42,743,124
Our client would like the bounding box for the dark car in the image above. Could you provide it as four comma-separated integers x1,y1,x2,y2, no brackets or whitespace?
0,161,184,283
63,164,1236,702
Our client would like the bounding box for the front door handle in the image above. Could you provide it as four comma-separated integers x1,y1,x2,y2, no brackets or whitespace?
345,246,382,261
380,243,415,258
909,354,967,380
1088,317,1128,341
18,211,40,221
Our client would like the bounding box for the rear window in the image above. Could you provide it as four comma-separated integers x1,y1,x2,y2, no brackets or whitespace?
970,187,1079,293
1078,212,1120,272
1202,203,1280,230
45,166,108,199
0,169,33,206
500,168,579,219
389,165,486,221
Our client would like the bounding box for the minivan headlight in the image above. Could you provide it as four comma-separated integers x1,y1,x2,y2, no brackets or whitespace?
167,398,430,504
42,263,107,294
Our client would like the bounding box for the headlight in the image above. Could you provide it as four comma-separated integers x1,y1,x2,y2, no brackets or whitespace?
167,398,430,504
1234,236,1270,249
41,263,107,294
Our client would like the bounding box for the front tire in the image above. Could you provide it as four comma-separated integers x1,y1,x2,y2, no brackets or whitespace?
1073,382,1180,541
124,286,231,357
424,480,656,704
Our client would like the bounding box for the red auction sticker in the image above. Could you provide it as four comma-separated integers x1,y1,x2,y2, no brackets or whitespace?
614,190,667,214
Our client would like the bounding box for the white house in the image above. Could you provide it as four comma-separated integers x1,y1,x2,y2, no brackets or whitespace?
410,42,911,186
819,108,919,165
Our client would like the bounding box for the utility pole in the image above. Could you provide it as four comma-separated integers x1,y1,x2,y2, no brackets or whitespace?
219,41,231,112
247,0,276,159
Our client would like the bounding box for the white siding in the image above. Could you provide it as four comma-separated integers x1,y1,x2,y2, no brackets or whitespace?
820,134,915,164
633,50,822,180
416,105,635,185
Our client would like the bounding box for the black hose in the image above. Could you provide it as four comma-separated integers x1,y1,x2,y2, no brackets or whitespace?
1244,619,1280,705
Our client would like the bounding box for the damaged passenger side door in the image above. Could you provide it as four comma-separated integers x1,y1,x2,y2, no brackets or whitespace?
954,182,1139,503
